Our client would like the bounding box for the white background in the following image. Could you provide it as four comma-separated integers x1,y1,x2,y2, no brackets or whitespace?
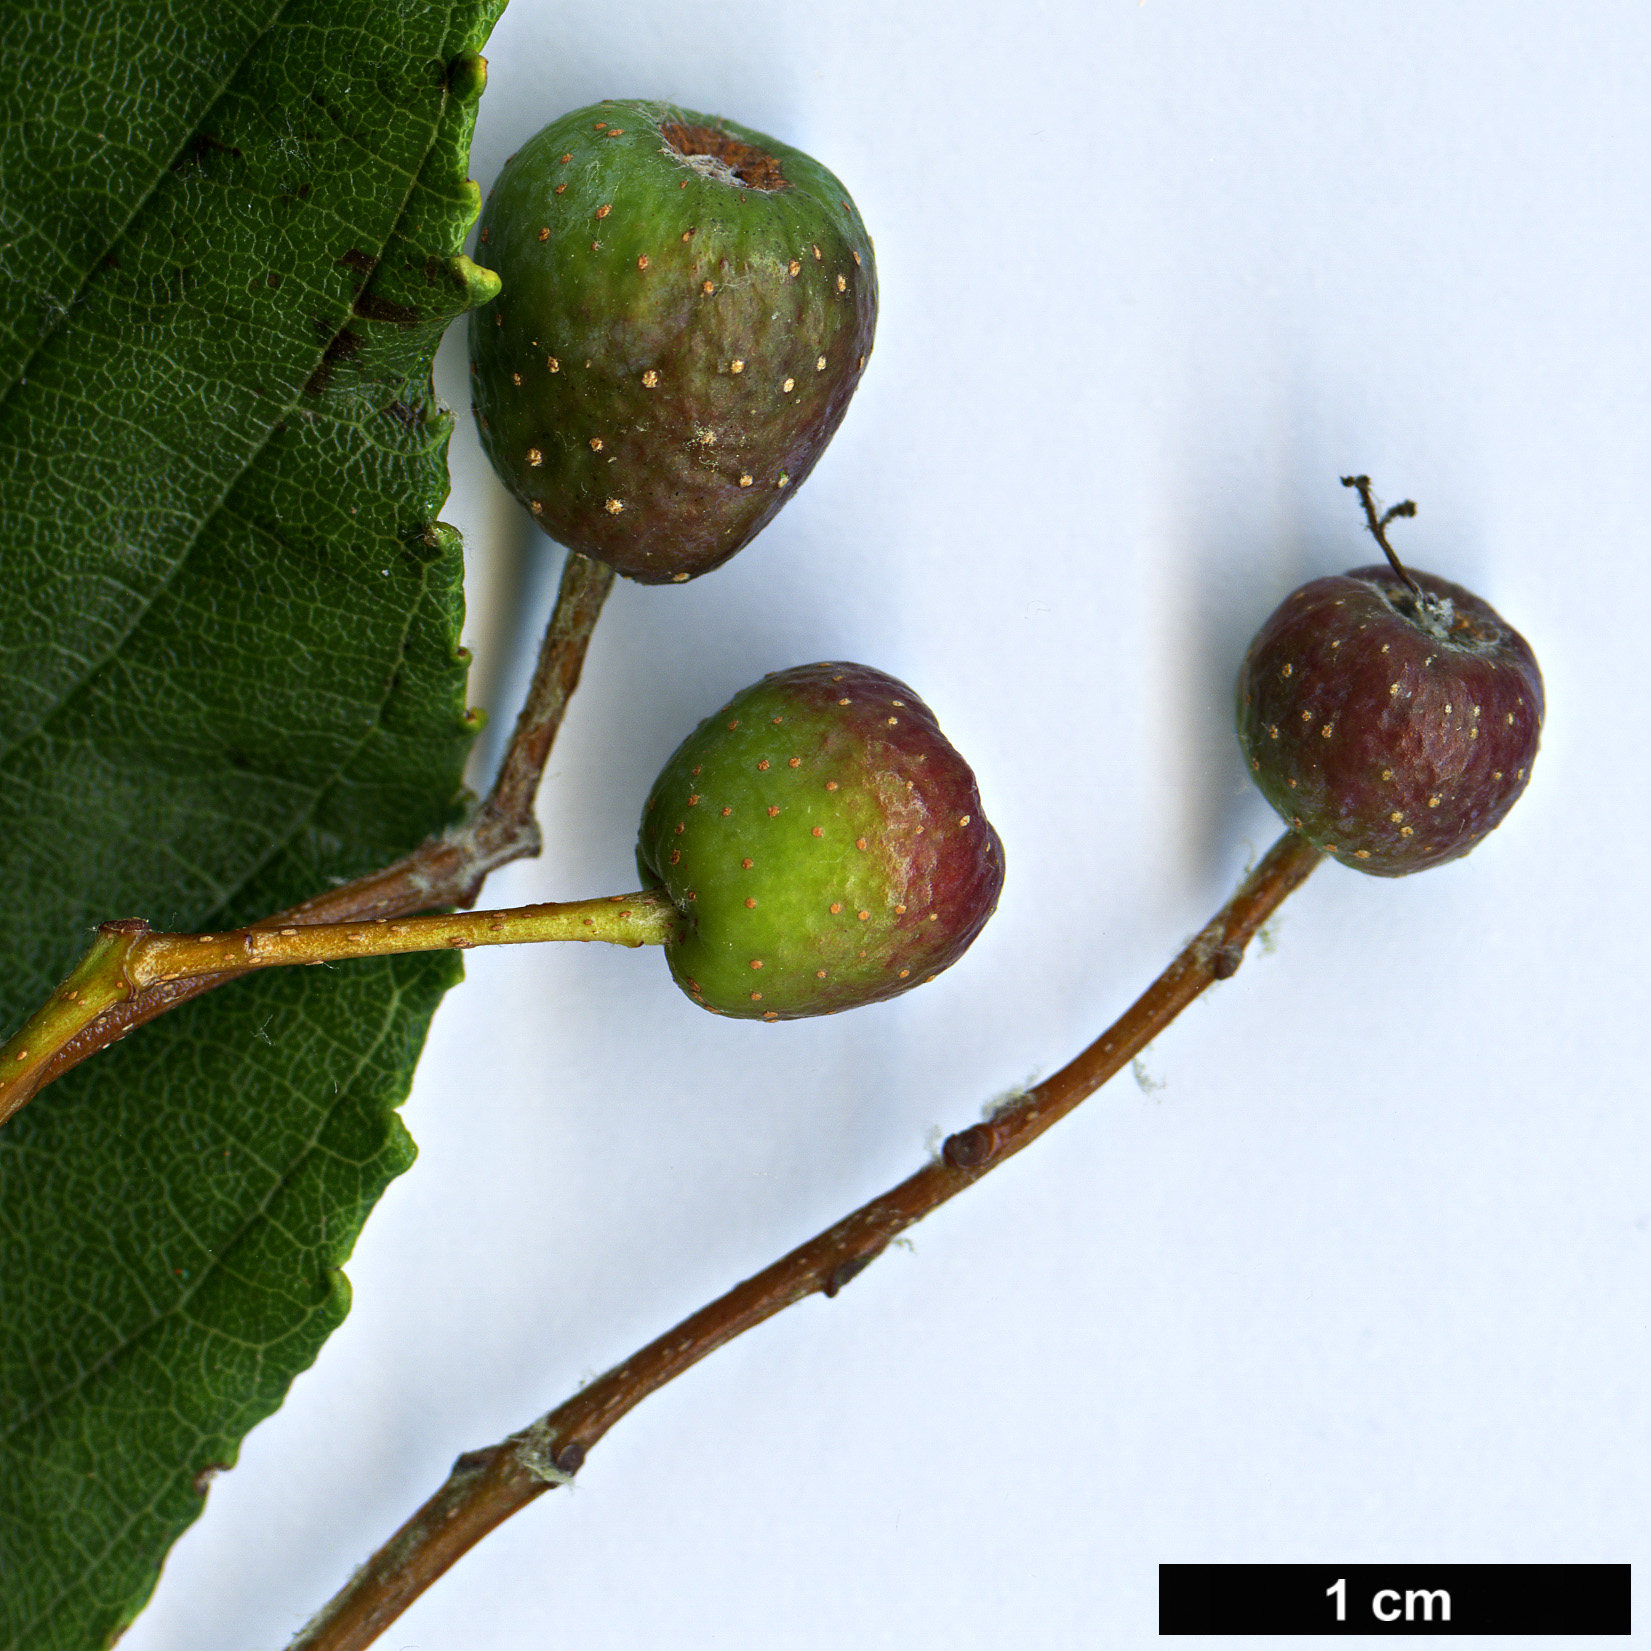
128,2,1649,1647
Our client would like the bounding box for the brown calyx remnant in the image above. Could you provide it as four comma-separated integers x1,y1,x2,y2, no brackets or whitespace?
659,119,788,191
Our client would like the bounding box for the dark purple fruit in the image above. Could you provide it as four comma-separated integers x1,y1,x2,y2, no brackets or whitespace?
469,100,877,584
1236,478,1543,875
637,664,1003,1020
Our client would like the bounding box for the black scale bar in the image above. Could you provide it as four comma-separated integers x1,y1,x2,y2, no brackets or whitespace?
1160,1564,1630,1635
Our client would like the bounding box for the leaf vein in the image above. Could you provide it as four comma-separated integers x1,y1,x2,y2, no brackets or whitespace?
1,973,413,1453
0,72,462,777
0,0,293,413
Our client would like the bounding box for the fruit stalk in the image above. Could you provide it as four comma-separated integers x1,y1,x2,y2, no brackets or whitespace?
286,829,1323,1651
0,893,678,1125
123,893,679,985
0,550,614,1128
461,550,617,866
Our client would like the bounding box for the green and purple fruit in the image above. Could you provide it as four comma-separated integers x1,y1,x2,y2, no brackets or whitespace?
469,100,877,583
1237,510,1543,877
638,663,1003,1019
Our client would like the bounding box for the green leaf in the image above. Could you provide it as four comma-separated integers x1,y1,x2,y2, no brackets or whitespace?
0,1,505,1644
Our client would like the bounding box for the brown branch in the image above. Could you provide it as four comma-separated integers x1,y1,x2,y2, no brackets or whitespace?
8,550,615,1120
288,828,1325,1651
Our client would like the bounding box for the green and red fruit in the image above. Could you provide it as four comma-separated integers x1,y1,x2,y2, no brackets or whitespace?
1237,479,1543,876
638,664,1003,1019
469,100,877,584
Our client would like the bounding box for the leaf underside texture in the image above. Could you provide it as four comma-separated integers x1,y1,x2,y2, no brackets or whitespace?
0,0,505,1643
